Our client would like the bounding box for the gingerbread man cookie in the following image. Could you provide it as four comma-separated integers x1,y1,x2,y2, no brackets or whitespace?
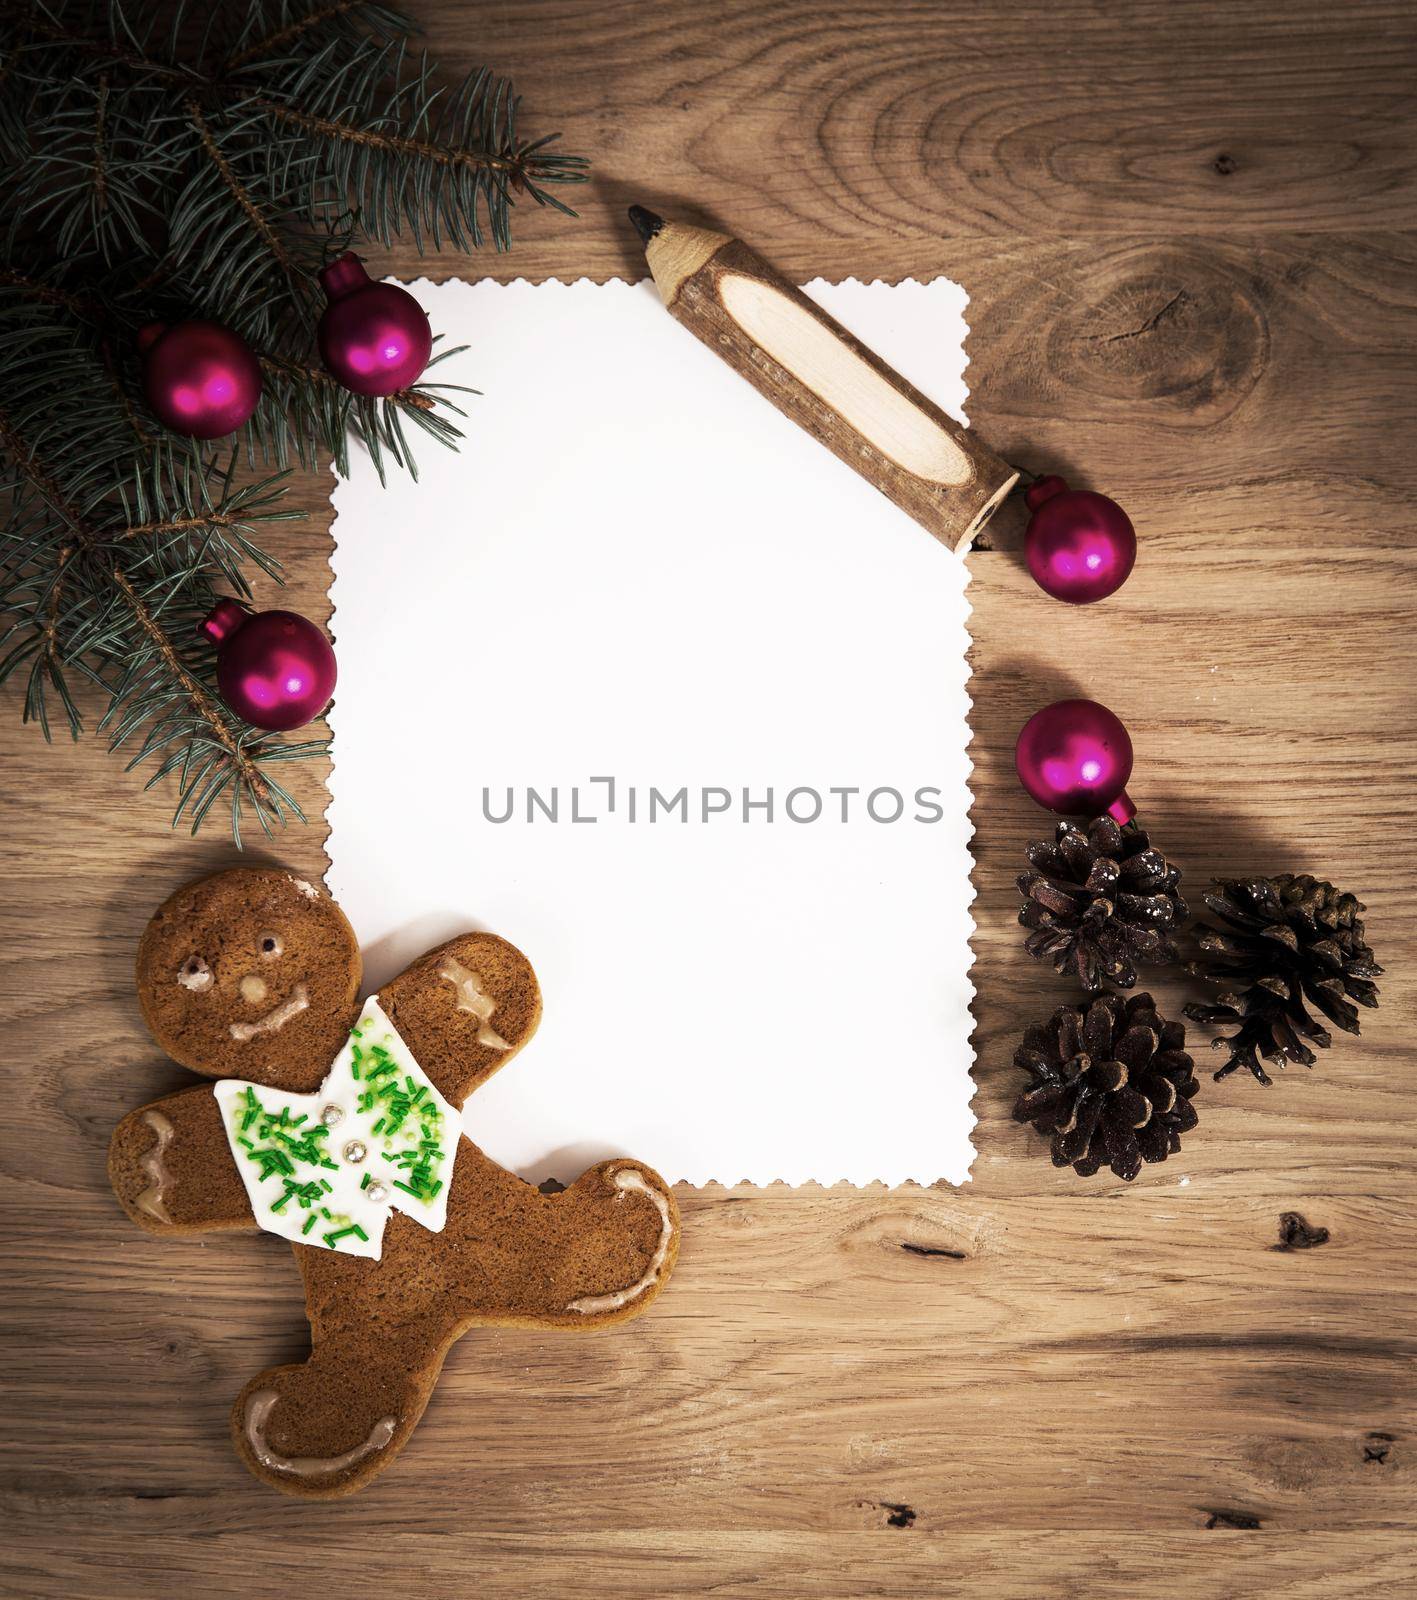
108,868,679,1498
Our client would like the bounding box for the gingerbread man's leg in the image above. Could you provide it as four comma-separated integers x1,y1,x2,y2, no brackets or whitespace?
231,1313,452,1498
228,1143,679,1498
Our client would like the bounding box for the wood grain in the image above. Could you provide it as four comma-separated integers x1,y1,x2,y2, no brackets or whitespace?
3,1,1416,1596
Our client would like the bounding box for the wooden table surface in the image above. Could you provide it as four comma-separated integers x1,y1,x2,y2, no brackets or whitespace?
4,3,1416,1596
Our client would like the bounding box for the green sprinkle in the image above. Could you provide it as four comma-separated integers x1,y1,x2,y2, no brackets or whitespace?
249,1147,296,1181
301,1215,317,1236
323,1223,370,1247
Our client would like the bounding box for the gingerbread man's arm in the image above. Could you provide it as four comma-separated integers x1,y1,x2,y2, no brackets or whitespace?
375,932,543,1106
109,1084,255,1233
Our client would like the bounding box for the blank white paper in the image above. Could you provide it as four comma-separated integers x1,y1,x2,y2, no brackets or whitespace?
326,274,977,1186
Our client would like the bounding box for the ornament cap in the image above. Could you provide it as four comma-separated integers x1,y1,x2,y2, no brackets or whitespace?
319,251,371,302
199,597,252,645
1025,474,1069,512
136,321,167,356
1107,791,1138,826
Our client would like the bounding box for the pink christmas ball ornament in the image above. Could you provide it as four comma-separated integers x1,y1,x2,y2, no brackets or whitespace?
138,320,262,439
200,599,337,733
1015,697,1137,824
1024,476,1137,604
317,253,433,397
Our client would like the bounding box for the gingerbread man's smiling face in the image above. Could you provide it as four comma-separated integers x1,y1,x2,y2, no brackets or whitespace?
136,869,362,1091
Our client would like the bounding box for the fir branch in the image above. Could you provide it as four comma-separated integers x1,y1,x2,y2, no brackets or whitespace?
92,73,111,216
42,543,75,676
0,406,274,806
184,96,302,283
225,0,371,71
0,269,101,317
259,351,433,410
0,406,84,529
0,0,586,839
120,512,247,539
109,566,272,806
256,99,519,172
12,7,192,81
98,336,157,453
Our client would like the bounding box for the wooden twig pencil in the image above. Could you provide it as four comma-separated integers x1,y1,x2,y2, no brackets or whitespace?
629,205,1018,552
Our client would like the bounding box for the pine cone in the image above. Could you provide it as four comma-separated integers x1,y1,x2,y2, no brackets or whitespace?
1018,816,1187,992
1012,992,1199,1180
1183,875,1381,1084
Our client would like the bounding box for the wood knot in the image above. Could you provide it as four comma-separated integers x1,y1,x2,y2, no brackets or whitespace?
1050,247,1268,424
1204,1509,1261,1529
1362,1433,1394,1466
1212,153,1238,176
901,1240,968,1261
1274,1212,1329,1251
880,1501,917,1528
152,1325,217,1379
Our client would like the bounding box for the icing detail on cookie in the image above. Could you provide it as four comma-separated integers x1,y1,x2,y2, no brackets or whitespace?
438,956,512,1050
230,983,310,1042
567,1169,674,1315
239,975,269,1005
288,876,320,900
135,1109,176,1224
244,1390,396,1481
213,996,460,1258
177,956,212,993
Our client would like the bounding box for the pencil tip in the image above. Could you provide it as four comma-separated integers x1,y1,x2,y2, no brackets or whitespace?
628,204,665,247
